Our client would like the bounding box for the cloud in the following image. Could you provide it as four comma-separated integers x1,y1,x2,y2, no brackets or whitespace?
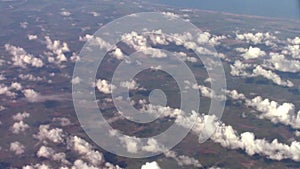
191,84,226,101
225,89,300,131
11,121,29,134
10,82,22,91
0,84,15,97
242,46,266,60
164,150,202,167
60,9,71,16
205,118,300,162
5,44,44,68
252,66,294,87
120,80,138,90
52,117,71,127
71,76,81,85
265,52,300,73
96,79,116,94
71,160,98,169
10,141,25,155
121,31,168,58
245,96,300,129
235,32,278,47
112,48,125,60
224,89,246,100
44,36,70,64
141,161,161,169
230,60,294,87
89,11,100,17
12,112,30,121
175,52,198,63
68,136,122,169
230,60,252,77
22,89,40,101
37,146,69,164
27,34,38,40
34,125,64,144
282,44,300,59
19,74,44,81
22,163,51,169
287,37,300,45
69,136,105,167
141,104,300,162
79,34,112,50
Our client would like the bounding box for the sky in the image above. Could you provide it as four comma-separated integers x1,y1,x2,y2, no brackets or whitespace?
148,0,300,20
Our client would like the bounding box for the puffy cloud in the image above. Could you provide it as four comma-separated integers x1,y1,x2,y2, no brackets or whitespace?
34,125,64,144
242,46,266,60
225,89,300,130
19,74,44,81
0,82,23,97
191,84,226,101
287,37,300,45
112,48,125,60
20,21,28,29
37,146,69,164
230,60,252,77
71,160,98,169
121,31,167,58
10,82,22,90
96,79,116,94
245,96,300,129
28,34,38,40
79,34,112,50
164,151,202,168
235,32,278,46
120,80,138,90
11,121,29,134
230,60,294,87
22,163,51,169
203,118,300,162
265,52,300,73
10,141,25,155
60,9,71,17
22,89,40,101
71,76,81,85
5,44,44,68
69,136,105,166
282,44,300,59
175,52,198,63
141,161,161,169
44,36,70,63
52,117,71,126
224,89,246,100
148,30,169,45
0,84,15,97
12,112,30,121
89,11,100,17
253,66,293,87
143,104,300,162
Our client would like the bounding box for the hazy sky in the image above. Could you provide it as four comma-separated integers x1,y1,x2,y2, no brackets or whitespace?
149,0,300,20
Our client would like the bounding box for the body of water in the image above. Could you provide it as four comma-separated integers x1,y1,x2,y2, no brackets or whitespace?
148,0,300,20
